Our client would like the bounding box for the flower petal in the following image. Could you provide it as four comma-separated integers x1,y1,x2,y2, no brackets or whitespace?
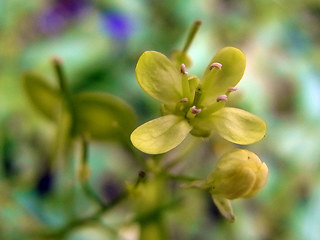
130,115,191,154
212,107,267,144
136,51,183,105
199,47,246,106
243,162,269,198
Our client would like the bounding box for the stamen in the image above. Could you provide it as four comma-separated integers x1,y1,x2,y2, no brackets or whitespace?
209,62,222,70
216,94,228,102
180,98,189,103
180,63,188,74
191,106,202,114
227,87,238,92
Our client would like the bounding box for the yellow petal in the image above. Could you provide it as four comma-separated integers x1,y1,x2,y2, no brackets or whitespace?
212,107,267,145
199,47,246,106
208,149,269,199
135,51,183,105
130,115,191,154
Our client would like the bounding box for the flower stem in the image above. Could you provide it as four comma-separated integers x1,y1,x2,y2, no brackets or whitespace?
182,20,202,54
79,135,106,208
34,170,146,239
123,139,147,170
165,173,201,182
52,57,76,134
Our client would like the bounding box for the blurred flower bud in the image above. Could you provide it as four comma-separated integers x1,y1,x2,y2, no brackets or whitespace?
207,149,268,200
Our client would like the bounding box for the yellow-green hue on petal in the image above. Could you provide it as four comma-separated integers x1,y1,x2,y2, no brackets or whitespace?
171,50,193,68
211,107,267,145
207,149,268,199
199,47,246,106
73,92,136,141
242,161,269,198
23,72,61,120
212,197,235,222
136,51,183,105
130,115,191,154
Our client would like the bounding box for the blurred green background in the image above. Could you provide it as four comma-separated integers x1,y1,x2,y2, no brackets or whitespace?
1,0,320,239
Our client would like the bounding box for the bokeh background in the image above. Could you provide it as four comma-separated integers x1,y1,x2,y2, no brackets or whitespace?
1,0,320,239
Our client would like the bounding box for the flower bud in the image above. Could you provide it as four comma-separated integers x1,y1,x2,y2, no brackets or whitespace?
207,149,268,199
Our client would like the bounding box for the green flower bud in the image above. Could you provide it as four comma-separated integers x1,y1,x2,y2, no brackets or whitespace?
207,149,268,200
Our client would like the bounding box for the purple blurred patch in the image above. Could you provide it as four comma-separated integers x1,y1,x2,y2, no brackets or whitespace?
100,10,134,41
101,177,124,203
36,0,90,35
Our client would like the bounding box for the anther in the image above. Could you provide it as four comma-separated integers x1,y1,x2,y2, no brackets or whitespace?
216,94,228,102
191,106,202,114
227,87,238,92
209,62,222,70
180,98,189,103
180,63,188,74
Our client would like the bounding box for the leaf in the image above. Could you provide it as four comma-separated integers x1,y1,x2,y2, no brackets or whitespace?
22,72,61,120
211,107,267,145
73,92,137,141
199,47,246,106
135,51,184,105
211,196,235,222
130,115,191,154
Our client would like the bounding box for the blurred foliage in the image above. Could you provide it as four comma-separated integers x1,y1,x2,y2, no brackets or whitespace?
1,0,320,239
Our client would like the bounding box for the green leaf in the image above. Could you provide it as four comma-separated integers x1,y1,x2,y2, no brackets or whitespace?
22,72,61,120
199,47,246,106
211,107,267,145
211,196,235,222
130,115,191,154
73,92,137,141
135,51,183,105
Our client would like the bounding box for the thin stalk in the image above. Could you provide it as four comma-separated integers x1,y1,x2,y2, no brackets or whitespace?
182,20,202,53
34,171,146,238
79,135,106,208
165,173,201,182
123,138,147,170
52,57,76,134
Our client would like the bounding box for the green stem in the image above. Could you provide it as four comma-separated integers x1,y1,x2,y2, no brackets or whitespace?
35,192,128,239
50,106,72,167
123,139,147,170
80,135,88,166
79,136,106,208
162,137,199,171
165,173,201,182
34,171,146,238
81,181,106,208
182,20,202,53
52,57,76,134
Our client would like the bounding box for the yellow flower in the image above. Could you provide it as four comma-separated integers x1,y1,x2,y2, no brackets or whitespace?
131,47,267,154
207,149,268,222
208,149,269,199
